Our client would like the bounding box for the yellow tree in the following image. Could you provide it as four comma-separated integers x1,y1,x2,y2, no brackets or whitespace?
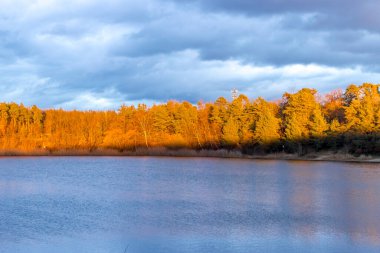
282,88,328,153
208,97,229,145
251,97,281,145
282,88,320,141
134,104,153,148
227,94,252,143
323,89,345,123
175,102,202,148
309,106,329,138
0,103,9,142
344,83,379,133
222,117,240,147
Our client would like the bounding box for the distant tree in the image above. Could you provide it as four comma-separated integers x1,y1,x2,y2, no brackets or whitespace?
309,106,328,138
222,117,240,147
282,88,325,141
0,83,378,156
323,89,344,123
135,104,153,148
151,104,172,135
344,83,379,133
251,97,281,145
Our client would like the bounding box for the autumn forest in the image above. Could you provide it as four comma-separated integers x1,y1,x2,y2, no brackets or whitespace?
0,83,379,156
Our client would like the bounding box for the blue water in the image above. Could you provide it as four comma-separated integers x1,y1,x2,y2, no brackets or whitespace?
0,157,379,253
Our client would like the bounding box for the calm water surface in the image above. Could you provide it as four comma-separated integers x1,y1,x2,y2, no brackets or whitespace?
0,157,379,253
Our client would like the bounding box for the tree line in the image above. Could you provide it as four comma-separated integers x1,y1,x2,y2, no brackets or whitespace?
0,83,379,155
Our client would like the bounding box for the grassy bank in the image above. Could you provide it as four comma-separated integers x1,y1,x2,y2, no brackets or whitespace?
0,147,379,163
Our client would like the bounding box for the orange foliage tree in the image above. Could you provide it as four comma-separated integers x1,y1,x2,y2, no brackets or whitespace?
0,83,379,155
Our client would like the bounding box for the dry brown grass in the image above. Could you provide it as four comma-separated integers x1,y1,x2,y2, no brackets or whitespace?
0,147,378,162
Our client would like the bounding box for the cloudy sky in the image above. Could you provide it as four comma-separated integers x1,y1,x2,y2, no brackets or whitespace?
0,0,379,109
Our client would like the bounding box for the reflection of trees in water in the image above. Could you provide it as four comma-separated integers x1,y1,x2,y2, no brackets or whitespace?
1,158,380,250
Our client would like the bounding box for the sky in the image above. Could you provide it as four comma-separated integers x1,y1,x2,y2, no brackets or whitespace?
0,0,379,110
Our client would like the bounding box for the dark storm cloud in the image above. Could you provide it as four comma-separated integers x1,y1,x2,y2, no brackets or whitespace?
110,0,380,68
0,0,379,109
172,0,380,31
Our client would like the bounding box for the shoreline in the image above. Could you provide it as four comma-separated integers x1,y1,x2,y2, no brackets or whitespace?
0,148,379,163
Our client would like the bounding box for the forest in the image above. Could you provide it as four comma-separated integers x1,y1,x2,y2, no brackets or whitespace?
0,83,379,156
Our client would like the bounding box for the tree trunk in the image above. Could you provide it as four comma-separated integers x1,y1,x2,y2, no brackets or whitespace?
144,130,148,147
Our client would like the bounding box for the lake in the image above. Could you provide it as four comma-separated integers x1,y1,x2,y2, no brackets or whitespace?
0,157,379,253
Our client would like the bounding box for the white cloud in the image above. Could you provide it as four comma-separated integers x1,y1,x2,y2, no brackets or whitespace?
56,93,118,110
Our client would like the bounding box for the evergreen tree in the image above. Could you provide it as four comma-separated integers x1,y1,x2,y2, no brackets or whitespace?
251,98,281,145
282,88,320,141
309,106,328,138
222,117,240,147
